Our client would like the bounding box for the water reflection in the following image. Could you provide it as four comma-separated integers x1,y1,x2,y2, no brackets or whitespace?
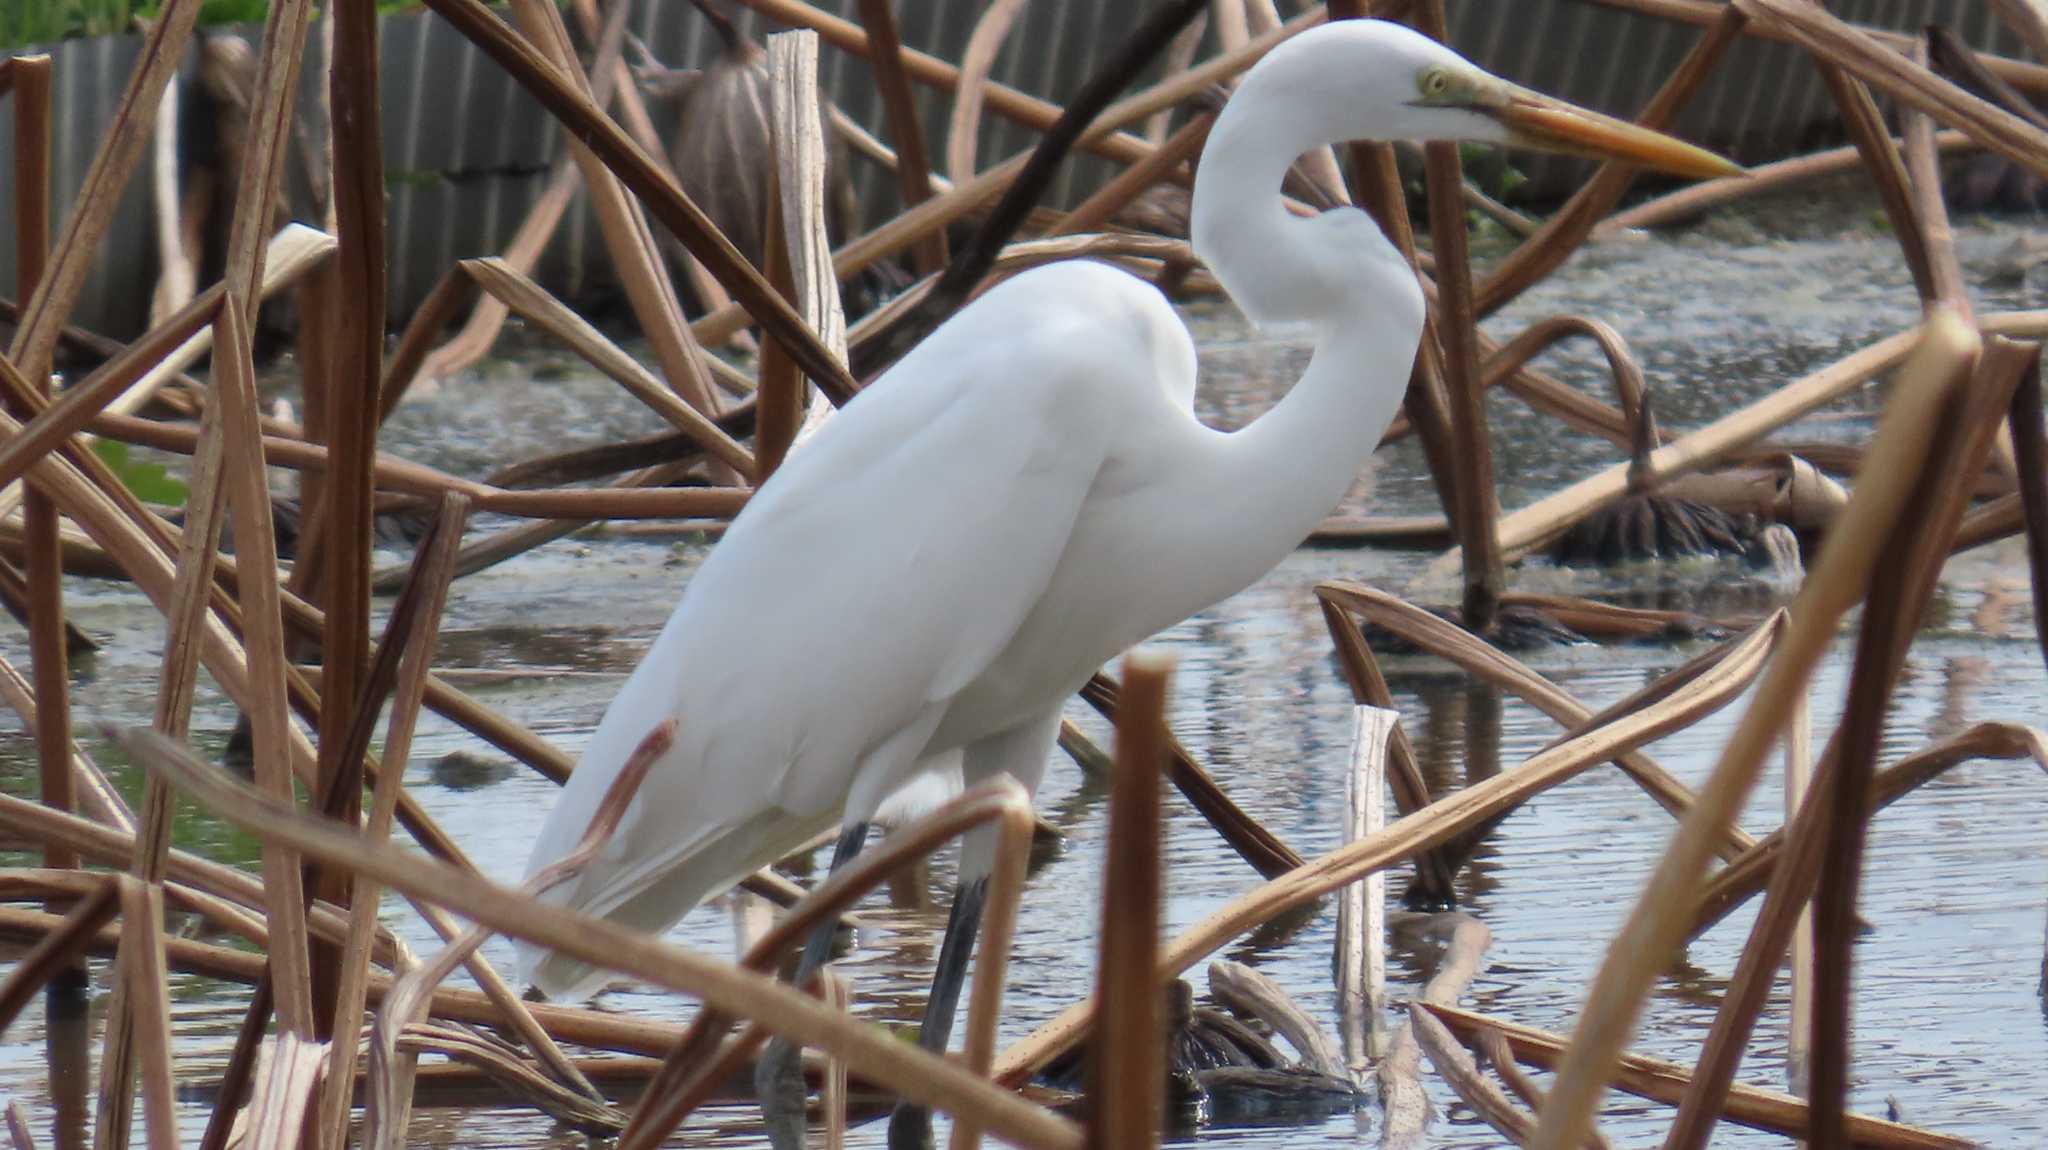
8,193,2048,1148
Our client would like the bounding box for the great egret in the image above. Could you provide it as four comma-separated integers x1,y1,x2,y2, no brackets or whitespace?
516,18,1734,1147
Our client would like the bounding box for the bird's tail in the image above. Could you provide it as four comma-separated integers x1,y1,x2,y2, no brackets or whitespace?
515,806,838,1001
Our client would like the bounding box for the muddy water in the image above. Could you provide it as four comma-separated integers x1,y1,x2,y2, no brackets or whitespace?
5,187,2048,1148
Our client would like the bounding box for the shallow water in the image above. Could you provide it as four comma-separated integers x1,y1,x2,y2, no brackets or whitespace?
4,185,2048,1148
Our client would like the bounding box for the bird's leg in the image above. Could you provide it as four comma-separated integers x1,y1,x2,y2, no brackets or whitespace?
757,820,871,1150
885,875,989,1150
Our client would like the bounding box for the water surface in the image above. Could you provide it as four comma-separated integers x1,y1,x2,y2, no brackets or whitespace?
4,185,2047,1147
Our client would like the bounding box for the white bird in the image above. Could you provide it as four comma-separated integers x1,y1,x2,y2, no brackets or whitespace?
516,19,1733,1148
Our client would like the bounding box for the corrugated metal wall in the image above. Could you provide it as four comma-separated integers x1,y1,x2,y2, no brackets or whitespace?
0,1,2030,340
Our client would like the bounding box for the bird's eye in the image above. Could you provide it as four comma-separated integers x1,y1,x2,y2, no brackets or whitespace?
1418,67,1456,102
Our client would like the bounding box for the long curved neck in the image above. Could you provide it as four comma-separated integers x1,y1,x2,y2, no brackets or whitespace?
1183,81,1426,575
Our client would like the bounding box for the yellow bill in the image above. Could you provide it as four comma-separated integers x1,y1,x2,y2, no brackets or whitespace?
1489,86,1743,180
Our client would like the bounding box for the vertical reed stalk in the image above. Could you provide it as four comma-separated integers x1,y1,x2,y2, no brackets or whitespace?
1330,0,1466,538
1531,313,1979,1150
318,495,473,1150
1337,706,1397,1072
1415,0,1500,632
759,165,802,479
1316,597,1463,901
1812,59,1935,304
2010,353,2048,675
8,0,203,377
8,58,71,912
113,880,178,1150
1086,652,1172,1150
1,86,89,1142
1662,337,2025,1150
1809,338,2035,1146
219,297,318,1041
860,0,947,273
823,970,850,1150
1783,689,1813,1097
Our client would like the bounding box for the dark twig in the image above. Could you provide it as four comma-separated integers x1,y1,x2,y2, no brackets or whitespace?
848,0,1211,378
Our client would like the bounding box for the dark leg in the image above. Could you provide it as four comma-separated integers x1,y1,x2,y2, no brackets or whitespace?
886,877,990,1150
757,821,871,1150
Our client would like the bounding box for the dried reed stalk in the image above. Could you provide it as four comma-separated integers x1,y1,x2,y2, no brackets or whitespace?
1526,312,1981,1150
1690,722,2048,938
1077,673,1304,878
318,494,476,1150
1806,338,2034,1146
1472,6,1743,317
2011,353,2048,674
1317,595,1470,901
1379,913,1491,1147
735,0,1171,166
7,0,202,379
368,710,659,1149
1990,0,2048,62
225,297,318,1026
860,0,946,273
240,1036,327,1150
94,298,235,1150
761,29,850,473
0,288,222,494
0,878,116,1034
1431,310,2048,572
1051,111,1211,238
1740,0,2048,176
695,11,1315,355
0,228,337,518
1085,652,1172,1150
128,734,1081,1150
1209,960,1345,1078
1320,582,1766,859
1486,316,1656,468
1414,0,1504,631
1412,1004,1533,1144
508,0,723,421
616,778,1038,1150
1782,686,1813,1096
851,0,1211,376
948,0,1031,191
1929,25,2048,133
1811,47,1936,304
1335,707,1394,1072
421,0,858,402
6,62,76,956
0,663,123,831
5,1100,32,1150
1575,0,2048,93
1602,131,1974,232
460,258,755,476
414,158,578,383
995,613,1778,1084
759,127,802,482
0,796,405,962
1475,1026,1613,1150
321,0,390,923
112,879,178,1150
1421,1003,1969,1150
87,410,752,521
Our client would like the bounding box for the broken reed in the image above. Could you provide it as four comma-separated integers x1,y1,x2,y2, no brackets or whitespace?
0,1,2047,1150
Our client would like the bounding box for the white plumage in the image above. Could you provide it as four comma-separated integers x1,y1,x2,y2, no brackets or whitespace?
514,19,1735,1009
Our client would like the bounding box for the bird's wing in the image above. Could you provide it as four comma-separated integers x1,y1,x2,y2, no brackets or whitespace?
521,264,1157,956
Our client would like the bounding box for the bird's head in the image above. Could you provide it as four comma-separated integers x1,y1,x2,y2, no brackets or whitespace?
1193,21,1738,330
1228,20,1740,181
